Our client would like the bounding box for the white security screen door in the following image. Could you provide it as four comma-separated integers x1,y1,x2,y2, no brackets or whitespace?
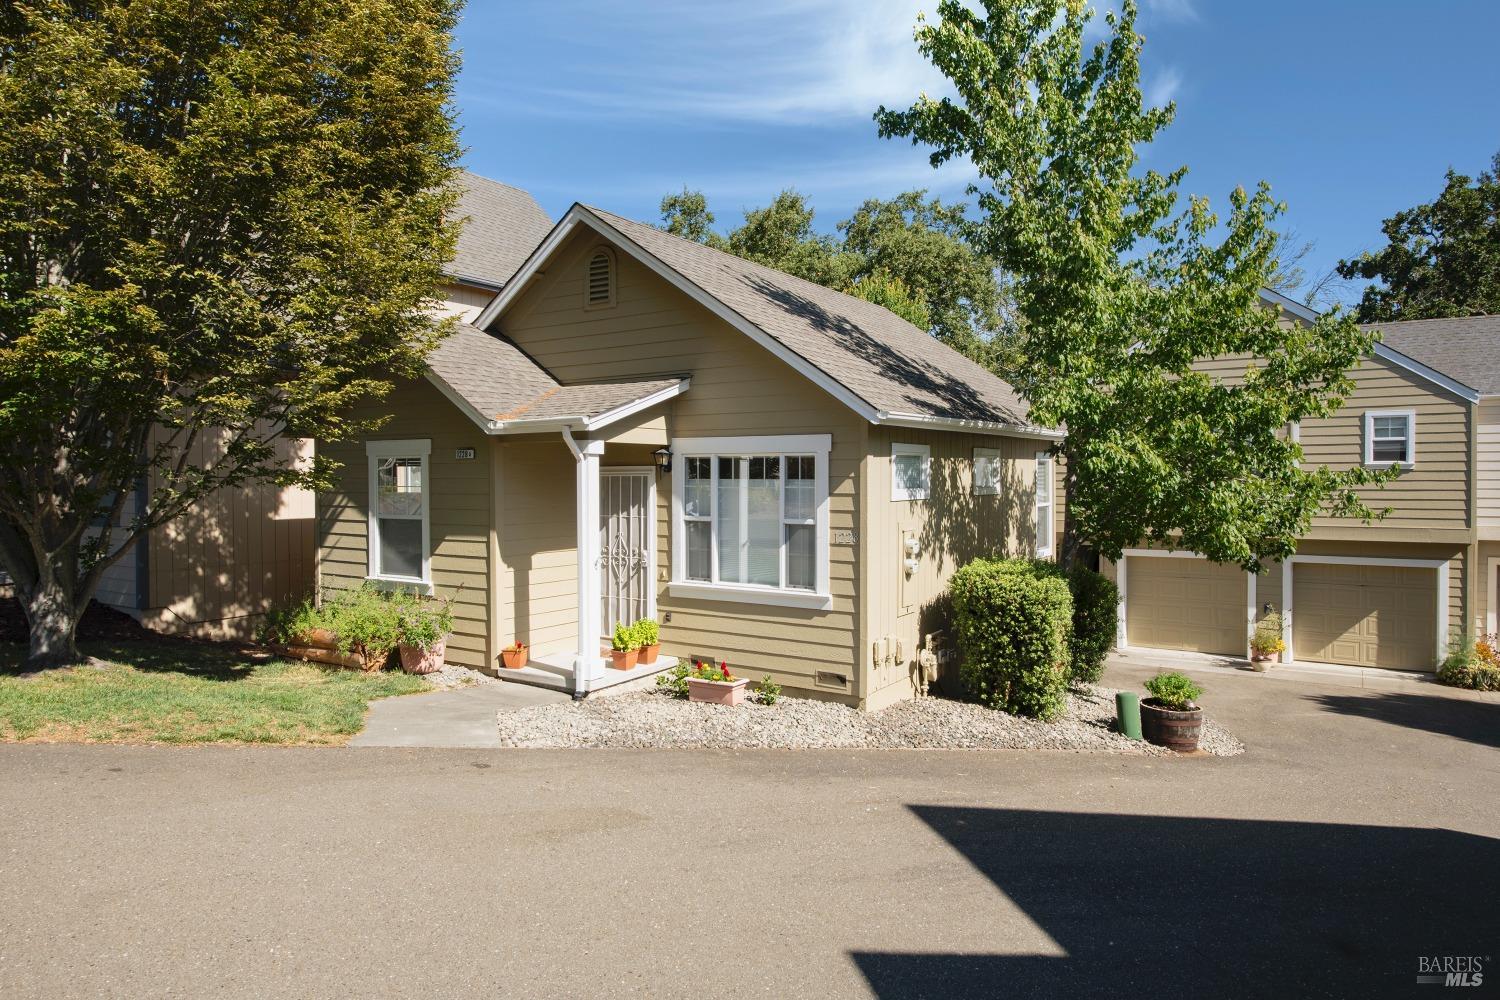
600,469,654,635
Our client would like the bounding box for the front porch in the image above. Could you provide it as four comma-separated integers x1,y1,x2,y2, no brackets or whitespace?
498,649,680,696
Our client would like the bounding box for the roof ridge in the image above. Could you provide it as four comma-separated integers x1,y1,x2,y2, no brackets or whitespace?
1363,313,1500,328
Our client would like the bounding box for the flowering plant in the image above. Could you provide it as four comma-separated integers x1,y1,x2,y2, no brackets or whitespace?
689,659,737,683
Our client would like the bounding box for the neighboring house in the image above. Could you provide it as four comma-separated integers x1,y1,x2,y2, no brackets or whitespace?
1108,290,1491,672
316,195,1060,707
95,171,543,639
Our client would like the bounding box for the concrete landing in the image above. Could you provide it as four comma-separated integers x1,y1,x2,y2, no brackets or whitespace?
350,683,570,749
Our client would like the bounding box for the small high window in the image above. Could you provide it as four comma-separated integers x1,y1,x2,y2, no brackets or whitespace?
973,447,1001,496
891,443,930,501
585,247,615,308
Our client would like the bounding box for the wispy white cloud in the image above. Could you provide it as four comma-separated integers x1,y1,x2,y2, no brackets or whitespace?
1146,66,1184,108
1142,0,1198,23
475,0,948,125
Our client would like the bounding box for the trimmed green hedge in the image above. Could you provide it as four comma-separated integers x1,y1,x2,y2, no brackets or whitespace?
1066,566,1118,684
950,558,1073,721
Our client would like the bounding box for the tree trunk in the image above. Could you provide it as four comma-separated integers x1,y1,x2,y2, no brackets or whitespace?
15,546,86,670
1059,447,1085,571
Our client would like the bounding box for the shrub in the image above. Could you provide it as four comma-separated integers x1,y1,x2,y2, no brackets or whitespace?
950,557,1073,720
758,674,782,705
1250,612,1285,657
632,618,659,648
1065,566,1118,684
1438,635,1500,691
656,663,690,698
1144,671,1202,710
395,592,454,651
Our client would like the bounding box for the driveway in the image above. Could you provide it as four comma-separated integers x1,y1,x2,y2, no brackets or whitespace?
0,662,1495,999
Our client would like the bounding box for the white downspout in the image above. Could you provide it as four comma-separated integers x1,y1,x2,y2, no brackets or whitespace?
563,428,605,697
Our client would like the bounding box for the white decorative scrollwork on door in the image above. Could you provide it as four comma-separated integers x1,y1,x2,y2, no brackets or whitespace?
600,470,653,635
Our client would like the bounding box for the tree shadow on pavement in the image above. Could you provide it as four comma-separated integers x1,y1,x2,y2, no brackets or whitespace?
1304,690,1500,751
851,806,1498,999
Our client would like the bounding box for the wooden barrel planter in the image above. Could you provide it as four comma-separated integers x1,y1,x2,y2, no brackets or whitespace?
1139,699,1203,752
277,629,390,672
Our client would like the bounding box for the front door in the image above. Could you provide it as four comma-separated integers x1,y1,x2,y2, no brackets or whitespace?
600,469,654,636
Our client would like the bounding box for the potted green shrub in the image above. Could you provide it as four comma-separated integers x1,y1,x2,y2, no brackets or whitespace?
1248,612,1284,670
609,621,638,670
1140,672,1204,752
501,641,528,670
395,592,454,675
685,659,748,706
633,617,660,664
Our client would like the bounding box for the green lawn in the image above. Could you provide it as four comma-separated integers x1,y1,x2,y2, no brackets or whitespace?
0,642,430,744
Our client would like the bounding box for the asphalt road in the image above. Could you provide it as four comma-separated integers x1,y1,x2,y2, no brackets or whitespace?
1,661,1496,999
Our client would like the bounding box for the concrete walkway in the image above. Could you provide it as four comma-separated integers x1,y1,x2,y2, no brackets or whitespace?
349,681,570,748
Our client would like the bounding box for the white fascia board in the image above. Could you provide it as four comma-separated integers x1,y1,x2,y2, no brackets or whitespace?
579,378,690,431
1258,287,1321,324
475,205,881,423
423,370,504,433
1370,343,1479,403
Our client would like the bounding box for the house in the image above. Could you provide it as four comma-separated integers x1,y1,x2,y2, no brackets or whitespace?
93,172,551,639
1108,291,1495,672
316,187,1060,707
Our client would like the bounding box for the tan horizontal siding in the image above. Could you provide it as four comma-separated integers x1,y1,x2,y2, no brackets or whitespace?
501,228,865,697
317,377,493,670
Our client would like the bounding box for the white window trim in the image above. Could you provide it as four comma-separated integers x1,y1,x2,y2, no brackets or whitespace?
972,447,1001,496
365,439,432,589
1034,451,1054,558
891,442,930,501
1363,408,1416,468
669,434,832,610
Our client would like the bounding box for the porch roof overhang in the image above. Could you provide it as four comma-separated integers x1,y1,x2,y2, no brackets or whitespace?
424,321,688,434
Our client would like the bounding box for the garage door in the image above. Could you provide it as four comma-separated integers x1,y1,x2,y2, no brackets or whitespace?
1292,563,1436,670
1126,556,1246,655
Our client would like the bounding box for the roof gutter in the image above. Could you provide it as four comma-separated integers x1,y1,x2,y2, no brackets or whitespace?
874,410,1064,441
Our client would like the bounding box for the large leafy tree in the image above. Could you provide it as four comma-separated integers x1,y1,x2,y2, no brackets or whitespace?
1337,151,1500,321
659,187,1006,355
0,0,462,667
875,0,1384,569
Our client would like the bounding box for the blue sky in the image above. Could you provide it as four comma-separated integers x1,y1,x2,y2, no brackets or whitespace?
456,1,1500,307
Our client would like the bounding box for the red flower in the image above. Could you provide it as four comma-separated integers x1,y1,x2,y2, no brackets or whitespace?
720,661,730,678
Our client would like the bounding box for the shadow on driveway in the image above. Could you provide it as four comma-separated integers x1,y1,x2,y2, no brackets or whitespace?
852,806,1498,999
1304,690,1500,751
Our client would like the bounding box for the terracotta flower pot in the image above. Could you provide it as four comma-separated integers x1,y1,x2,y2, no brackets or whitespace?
687,676,748,706
501,646,528,669
638,643,660,665
398,638,446,675
610,648,639,670
1139,698,1203,752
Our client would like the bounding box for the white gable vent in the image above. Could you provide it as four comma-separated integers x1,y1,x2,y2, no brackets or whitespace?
585,247,615,308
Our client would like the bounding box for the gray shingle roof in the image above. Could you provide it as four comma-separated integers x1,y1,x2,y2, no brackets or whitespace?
1363,315,1499,396
449,171,552,290
428,323,682,427
585,207,1037,429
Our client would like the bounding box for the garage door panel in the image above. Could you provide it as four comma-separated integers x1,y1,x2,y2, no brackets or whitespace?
1292,563,1435,670
1126,557,1245,655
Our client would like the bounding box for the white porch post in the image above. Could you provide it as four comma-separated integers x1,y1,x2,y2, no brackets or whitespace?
566,432,605,696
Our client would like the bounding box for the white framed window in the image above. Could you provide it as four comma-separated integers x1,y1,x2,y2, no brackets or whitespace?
1034,452,1054,558
891,442,930,501
973,447,1001,496
584,247,616,309
366,439,432,586
670,434,832,609
1363,409,1415,468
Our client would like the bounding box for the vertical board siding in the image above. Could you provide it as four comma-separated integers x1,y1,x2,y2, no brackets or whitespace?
500,229,864,697
495,436,579,658
138,429,314,639
862,425,1040,704
317,378,493,669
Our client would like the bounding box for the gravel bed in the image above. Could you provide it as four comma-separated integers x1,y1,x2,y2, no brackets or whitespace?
419,664,497,691
495,684,1244,755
